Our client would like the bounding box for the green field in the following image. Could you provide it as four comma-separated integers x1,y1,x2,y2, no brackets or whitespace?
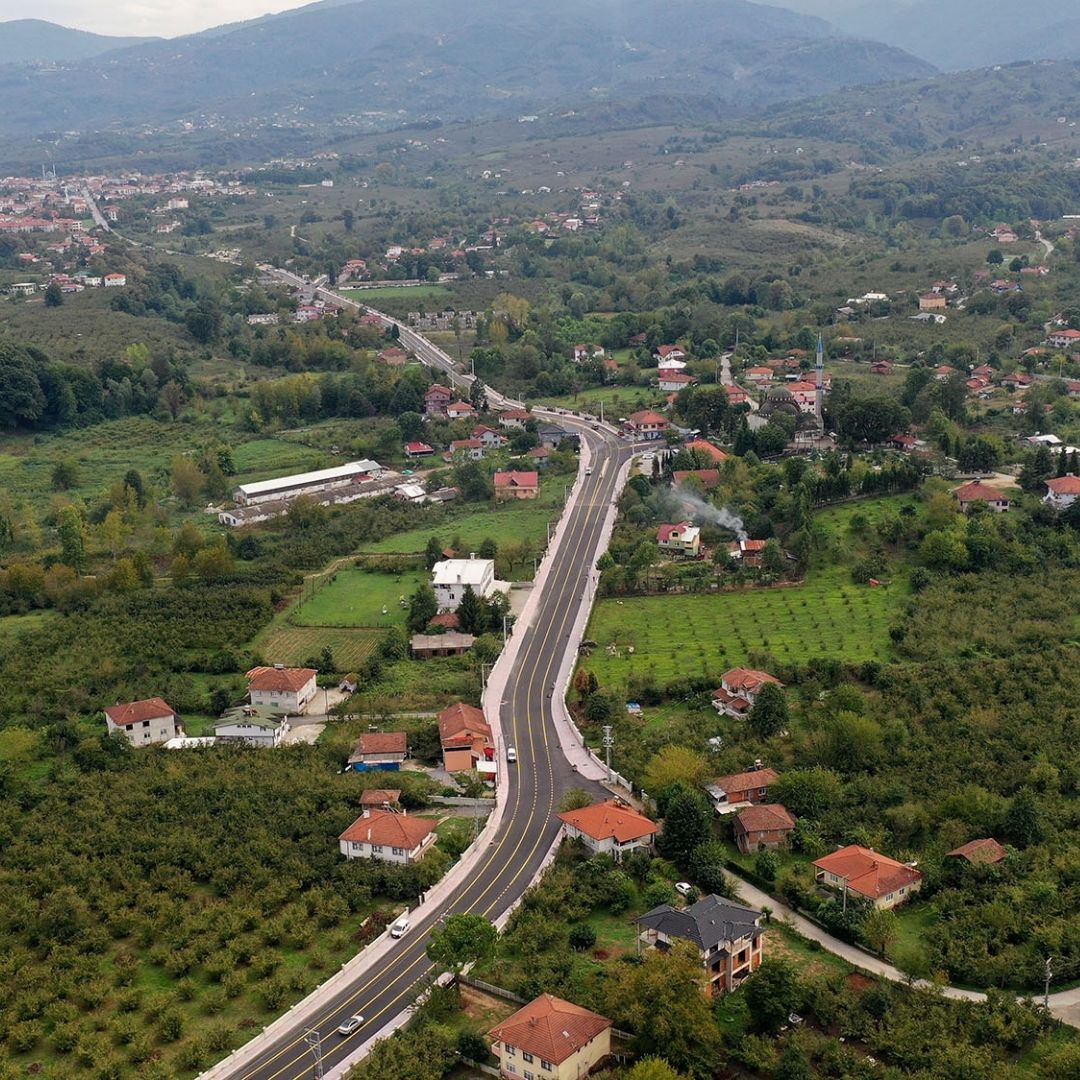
293,569,428,628
258,624,383,670
340,284,451,301
584,566,904,691
230,438,329,482
0,611,55,646
538,385,665,417
359,484,567,573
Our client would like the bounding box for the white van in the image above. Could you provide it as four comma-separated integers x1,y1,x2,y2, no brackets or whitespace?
390,914,410,939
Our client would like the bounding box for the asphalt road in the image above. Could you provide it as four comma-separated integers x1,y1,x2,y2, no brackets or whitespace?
225,423,631,1080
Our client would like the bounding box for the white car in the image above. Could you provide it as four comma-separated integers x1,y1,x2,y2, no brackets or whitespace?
507,747,518,764
390,915,410,939
674,881,693,897
337,1014,365,1036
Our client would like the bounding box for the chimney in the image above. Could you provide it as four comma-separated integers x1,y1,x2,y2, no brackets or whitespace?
469,552,476,560
274,663,285,670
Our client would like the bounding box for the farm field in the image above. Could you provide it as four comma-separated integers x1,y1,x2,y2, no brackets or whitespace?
293,569,428,628
583,566,904,692
339,284,451,301
358,484,567,573
259,624,382,671
813,493,924,544
538,385,664,418
230,438,329,484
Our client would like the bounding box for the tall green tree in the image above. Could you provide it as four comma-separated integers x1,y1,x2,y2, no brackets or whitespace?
426,914,498,994
748,682,789,740
456,585,483,635
407,584,437,633
56,505,86,572
657,788,711,866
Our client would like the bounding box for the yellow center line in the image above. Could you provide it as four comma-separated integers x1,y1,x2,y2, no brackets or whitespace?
239,430,621,1080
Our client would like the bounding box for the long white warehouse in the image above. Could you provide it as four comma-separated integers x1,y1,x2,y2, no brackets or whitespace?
233,461,382,505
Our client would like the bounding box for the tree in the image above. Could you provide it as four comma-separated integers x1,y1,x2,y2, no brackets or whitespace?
456,585,483,635
193,543,234,580
424,535,444,569
407,584,438,633
625,1059,689,1080
469,378,487,412
478,537,498,560
861,906,898,958
744,958,804,1033
426,914,498,993
774,1044,813,1080
657,789,711,866
644,746,709,794
611,939,723,1077
101,510,128,560
688,840,732,897
171,455,205,506
748,683,788,739
986,249,1004,265
771,767,843,821
1004,787,1042,847
569,924,596,951
559,789,594,813
43,282,64,307
56,505,86,572
342,208,355,232
51,457,81,490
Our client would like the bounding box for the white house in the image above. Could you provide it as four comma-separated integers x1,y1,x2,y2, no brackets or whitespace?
712,668,783,717
558,799,657,861
246,665,318,713
431,556,496,611
658,372,697,393
338,809,436,864
1045,474,1080,510
105,698,183,747
103,273,126,287
215,711,288,747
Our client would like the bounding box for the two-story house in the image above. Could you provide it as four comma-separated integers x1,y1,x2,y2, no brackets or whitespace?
952,480,1011,513
246,665,318,713
494,470,539,500
338,809,436,864
705,766,779,812
636,894,765,996
624,410,669,441
733,803,796,854
105,697,183,747
711,668,783,718
489,994,612,1080
656,521,701,558
558,799,657,861
437,702,493,773
1044,474,1080,510
431,556,496,611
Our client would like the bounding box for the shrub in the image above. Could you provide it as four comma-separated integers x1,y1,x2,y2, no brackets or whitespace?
569,924,597,951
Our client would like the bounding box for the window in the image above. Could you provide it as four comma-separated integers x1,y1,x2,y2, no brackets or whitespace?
392,847,404,855
372,844,383,853
505,1044,516,1056
541,1060,554,1071
522,1052,534,1063
524,1072,534,1080
351,842,361,851
142,720,150,727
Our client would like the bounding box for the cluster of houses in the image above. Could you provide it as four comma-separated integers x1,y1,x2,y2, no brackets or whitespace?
103,665,320,750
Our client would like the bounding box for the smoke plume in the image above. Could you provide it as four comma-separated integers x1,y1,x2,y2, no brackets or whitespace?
674,487,748,540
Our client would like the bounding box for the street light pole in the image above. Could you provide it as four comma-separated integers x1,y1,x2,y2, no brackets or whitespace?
304,1028,324,1080
1045,956,1053,1009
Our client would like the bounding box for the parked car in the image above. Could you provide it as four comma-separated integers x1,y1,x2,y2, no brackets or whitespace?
674,881,693,897
337,1014,365,1036
507,746,518,764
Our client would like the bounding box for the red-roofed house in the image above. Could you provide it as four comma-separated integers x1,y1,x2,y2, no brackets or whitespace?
349,731,408,769
338,809,436,864
573,343,605,362
559,799,658,860
814,845,922,909
446,401,476,420
472,425,506,449
105,698,182,747
450,437,485,460
672,468,721,491
359,789,401,808
1047,329,1080,349
724,385,750,406
658,371,698,393
712,668,782,718
378,346,408,366
728,538,768,566
706,767,779,811
424,384,453,416
624,410,668,441
947,838,1007,865
744,366,775,383
656,521,701,557
246,666,318,712
494,470,539,500
684,439,728,463
437,702,493,773
1045,474,1080,510
654,344,686,362
405,441,435,458
870,360,894,375
497,408,530,430
489,994,612,1080
953,481,1010,513
734,804,796,854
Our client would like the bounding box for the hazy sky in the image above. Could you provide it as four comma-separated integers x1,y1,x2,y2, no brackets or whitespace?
0,0,314,37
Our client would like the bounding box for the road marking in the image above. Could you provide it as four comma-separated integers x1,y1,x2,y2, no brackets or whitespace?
234,429,624,1080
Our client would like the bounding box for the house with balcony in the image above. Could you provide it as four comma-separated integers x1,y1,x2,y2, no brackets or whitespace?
558,799,657,861
711,668,782,718
636,894,765,996
705,766,779,812
656,521,700,558
437,702,493,773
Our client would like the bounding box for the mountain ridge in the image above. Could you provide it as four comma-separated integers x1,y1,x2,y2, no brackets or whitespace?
0,18,158,65
0,0,935,138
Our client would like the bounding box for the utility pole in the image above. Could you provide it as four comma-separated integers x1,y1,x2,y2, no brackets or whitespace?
304,1028,324,1080
1044,956,1053,1009
602,725,614,779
